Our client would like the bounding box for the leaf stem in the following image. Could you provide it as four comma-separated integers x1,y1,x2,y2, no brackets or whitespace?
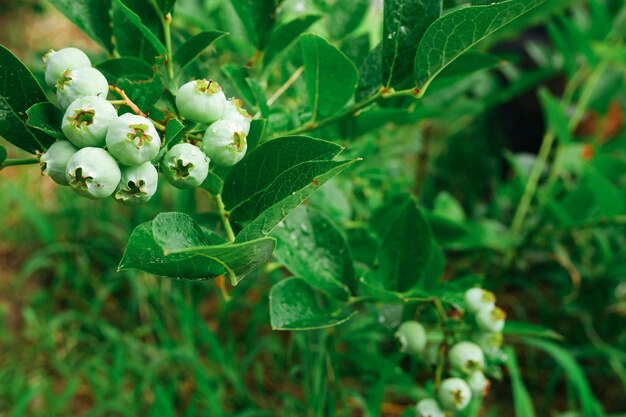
215,193,236,243
0,158,39,170
163,13,175,81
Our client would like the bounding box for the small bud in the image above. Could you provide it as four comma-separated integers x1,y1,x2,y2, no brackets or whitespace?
415,398,445,417
467,370,490,397
476,306,506,332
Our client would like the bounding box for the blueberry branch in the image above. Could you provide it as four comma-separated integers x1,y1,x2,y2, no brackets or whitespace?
0,157,39,170
215,193,236,243
108,85,166,133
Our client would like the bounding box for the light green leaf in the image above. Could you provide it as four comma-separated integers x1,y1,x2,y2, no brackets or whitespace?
173,31,228,68
269,277,356,330
26,103,65,140
504,321,563,340
301,33,358,118
414,0,547,93
539,88,573,144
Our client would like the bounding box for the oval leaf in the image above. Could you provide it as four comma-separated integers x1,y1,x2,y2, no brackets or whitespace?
26,103,65,140
174,31,227,69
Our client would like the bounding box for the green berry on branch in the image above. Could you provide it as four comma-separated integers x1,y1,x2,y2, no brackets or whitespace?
394,320,427,355
464,288,496,314
106,114,161,166
202,120,248,167
476,306,506,332
115,162,158,204
473,332,504,358
61,96,117,148
65,147,121,199
39,140,78,186
448,341,485,375
161,143,209,189
176,79,227,124
221,97,252,134
56,67,109,109
438,377,472,411
415,398,445,417
467,370,489,397
43,47,91,88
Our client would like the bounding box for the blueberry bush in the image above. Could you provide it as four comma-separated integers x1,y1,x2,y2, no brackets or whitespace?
1,0,625,415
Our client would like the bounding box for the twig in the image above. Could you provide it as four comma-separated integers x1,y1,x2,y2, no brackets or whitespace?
215,193,236,242
0,158,39,170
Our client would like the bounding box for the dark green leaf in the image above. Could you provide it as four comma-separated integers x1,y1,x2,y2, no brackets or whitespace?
301,34,358,117
97,58,164,111
164,118,185,148
432,51,502,83
231,0,280,49
112,0,166,61
356,43,382,101
96,57,154,79
272,206,353,300
222,64,257,107
503,346,537,417
48,0,114,52
201,172,224,195
173,31,228,69
0,144,6,164
264,15,320,66
119,213,276,284
326,0,369,40
504,321,563,340
155,0,176,14
26,103,64,140
247,118,266,154
0,45,54,154
383,0,441,87
269,277,356,330
414,0,548,93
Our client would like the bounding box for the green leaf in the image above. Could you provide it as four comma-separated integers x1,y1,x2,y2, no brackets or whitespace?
246,118,266,154
431,51,502,84
96,58,164,111
300,34,359,118
326,0,369,40
368,196,438,292
523,339,605,417
26,103,65,140
0,45,54,154
112,0,166,60
504,321,563,340
48,0,114,52
264,15,321,66
231,0,280,49
414,0,548,93
269,277,356,330
119,213,276,284
503,346,537,417
539,88,573,144
222,64,257,107
164,118,185,148
222,136,358,241
155,0,176,14
0,144,6,164
201,172,224,195
383,0,441,87
356,43,382,101
173,31,228,69
272,206,353,300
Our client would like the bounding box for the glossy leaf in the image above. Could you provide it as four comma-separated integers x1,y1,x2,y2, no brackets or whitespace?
0,45,54,154
26,103,65,140
269,277,355,330
264,15,320,66
272,206,353,300
96,58,164,111
246,118,266,154
119,213,275,284
48,0,114,52
173,31,227,68
414,0,548,93
112,0,166,60
231,0,280,49
383,0,441,87
301,34,359,118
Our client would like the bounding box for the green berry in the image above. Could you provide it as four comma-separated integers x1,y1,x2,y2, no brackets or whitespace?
394,321,427,355
161,143,209,189
473,332,504,358
448,341,485,374
467,370,489,397
438,377,472,411
106,114,161,166
201,120,248,166
415,398,445,417
476,306,506,332
115,161,158,204
43,47,91,88
464,288,496,314
39,141,78,186
61,96,117,148
65,147,121,199
176,79,226,124
56,67,109,109
221,97,251,134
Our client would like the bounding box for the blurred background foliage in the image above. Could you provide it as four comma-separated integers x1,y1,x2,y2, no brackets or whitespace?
1,0,626,416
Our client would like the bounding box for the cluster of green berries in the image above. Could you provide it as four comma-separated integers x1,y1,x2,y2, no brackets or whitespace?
393,287,507,416
39,47,252,202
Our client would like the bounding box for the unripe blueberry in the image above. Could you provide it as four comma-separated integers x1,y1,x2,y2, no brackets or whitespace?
62,96,117,148
438,378,472,411
394,321,427,355
464,288,496,314
476,306,506,332
473,332,504,358
202,120,248,167
56,67,109,109
161,143,209,189
43,47,91,88
115,161,158,204
65,147,121,199
39,141,78,186
415,398,445,417
221,97,252,134
176,79,227,124
106,114,161,166
467,370,489,397
448,341,485,374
